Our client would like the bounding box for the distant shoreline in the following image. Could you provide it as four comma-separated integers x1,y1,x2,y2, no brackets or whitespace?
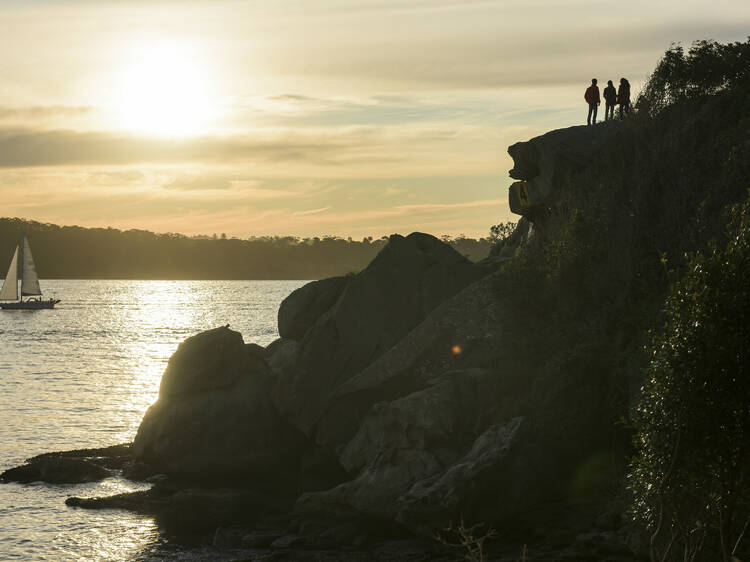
2,218,493,281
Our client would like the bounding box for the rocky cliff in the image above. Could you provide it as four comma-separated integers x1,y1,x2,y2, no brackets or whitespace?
6,81,749,560
120,118,647,557
129,84,750,557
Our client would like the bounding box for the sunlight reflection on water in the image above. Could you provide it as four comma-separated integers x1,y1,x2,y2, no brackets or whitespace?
0,280,306,560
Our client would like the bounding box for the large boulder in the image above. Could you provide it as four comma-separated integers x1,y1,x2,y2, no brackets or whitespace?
133,326,308,484
155,325,251,397
278,276,351,341
273,233,486,439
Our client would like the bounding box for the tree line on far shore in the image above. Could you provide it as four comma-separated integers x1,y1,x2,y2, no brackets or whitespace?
0,218,494,280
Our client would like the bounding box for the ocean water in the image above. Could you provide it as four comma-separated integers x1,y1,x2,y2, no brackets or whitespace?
0,280,307,561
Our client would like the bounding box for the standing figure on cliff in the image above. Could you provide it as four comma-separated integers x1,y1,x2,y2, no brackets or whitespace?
603,80,617,120
618,78,631,119
585,78,601,125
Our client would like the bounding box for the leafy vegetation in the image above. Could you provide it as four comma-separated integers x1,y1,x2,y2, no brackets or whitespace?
629,198,750,562
482,39,750,548
501,37,750,325
0,218,492,279
636,38,750,117
488,221,517,247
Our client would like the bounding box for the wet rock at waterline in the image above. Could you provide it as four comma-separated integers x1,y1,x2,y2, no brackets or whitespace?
1,444,132,484
1,457,111,484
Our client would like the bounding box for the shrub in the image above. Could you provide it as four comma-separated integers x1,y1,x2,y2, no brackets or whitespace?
435,518,497,562
489,221,517,247
629,196,750,562
636,38,750,117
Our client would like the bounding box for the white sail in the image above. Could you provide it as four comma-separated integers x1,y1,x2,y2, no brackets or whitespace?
0,247,19,301
21,236,42,297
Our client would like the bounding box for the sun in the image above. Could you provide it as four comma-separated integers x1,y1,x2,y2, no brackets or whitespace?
114,41,216,136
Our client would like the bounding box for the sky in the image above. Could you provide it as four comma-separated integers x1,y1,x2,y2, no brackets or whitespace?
1,0,748,239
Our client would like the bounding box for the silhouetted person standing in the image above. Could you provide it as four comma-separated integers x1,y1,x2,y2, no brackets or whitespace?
585,78,601,125
603,80,617,120
617,78,631,119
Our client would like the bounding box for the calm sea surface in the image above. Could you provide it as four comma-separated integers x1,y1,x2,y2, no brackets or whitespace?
0,279,307,561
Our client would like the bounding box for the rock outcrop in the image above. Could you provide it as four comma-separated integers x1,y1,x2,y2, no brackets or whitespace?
133,326,311,485
311,270,509,450
1,457,110,484
118,225,618,542
49,125,671,561
0,444,130,484
116,223,625,540
277,276,351,342
508,121,621,216
291,265,616,533
273,232,486,439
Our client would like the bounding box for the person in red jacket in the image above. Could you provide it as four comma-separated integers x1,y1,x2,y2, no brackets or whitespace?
617,77,631,119
584,78,601,125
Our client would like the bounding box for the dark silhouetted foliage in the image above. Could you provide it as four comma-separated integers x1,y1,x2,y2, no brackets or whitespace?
488,221,517,247
629,197,750,562
637,38,750,117
486,38,750,538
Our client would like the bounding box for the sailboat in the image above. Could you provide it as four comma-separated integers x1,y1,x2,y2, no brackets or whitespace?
0,234,60,310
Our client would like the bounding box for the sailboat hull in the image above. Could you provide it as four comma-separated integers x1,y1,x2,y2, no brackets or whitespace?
0,299,60,310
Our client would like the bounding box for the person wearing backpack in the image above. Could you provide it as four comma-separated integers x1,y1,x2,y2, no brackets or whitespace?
603,80,617,121
584,78,601,125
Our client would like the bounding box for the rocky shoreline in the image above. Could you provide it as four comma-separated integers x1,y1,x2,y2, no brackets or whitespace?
2,125,648,561
1,443,638,561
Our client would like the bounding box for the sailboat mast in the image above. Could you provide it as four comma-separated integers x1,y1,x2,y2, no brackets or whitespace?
18,234,23,302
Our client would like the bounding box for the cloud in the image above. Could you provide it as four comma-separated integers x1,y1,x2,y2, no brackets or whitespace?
267,94,317,103
228,1,750,91
394,199,506,214
280,198,508,228
163,173,233,190
3,0,745,240
269,196,509,238
0,105,92,121
0,164,512,239
0,124,511,178
0,128,342,167
292,206,331,216
286,21,750,90
4,0,750,108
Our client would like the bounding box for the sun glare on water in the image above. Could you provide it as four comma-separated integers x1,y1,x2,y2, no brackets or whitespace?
114,41,216,136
